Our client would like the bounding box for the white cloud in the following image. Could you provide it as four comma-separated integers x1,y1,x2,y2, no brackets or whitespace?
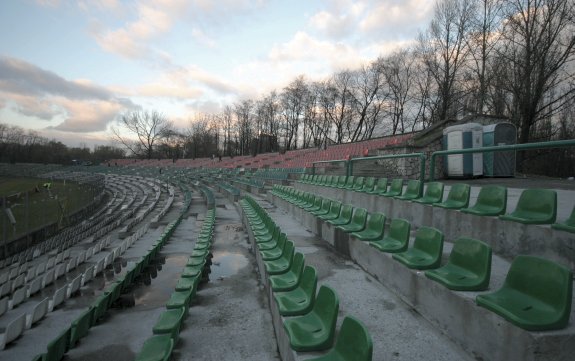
359,0,434,37
36,0,61,7
0,56,135,133
49,97,124,132
191,28,218,49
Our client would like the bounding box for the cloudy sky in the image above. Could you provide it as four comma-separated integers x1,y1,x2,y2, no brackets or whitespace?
0,0,434,148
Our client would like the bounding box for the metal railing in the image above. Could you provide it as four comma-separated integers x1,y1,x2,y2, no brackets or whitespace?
429,139,575,181
312,153,427,193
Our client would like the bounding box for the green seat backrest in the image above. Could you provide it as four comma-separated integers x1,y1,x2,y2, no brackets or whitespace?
327,201,342,217
338,204,354,220
505,256,572,316
343,176,355,188
45,327,71,361
301,266,318,305
412,227,443,256
450,238,492,283
336,176,347,187
316,199,332,214
363,177,376,190
388,179,403,193
314,285,339,334
444,183,470,206
281,241,295,261
324,175,333,186
402,180,422,197
508,188,557,223
351,208,368,226
291,252,305,276
311,175,319,184
333,316,373,361
353,177,365,190
423,182,444,201
366,212,386,233
309,197,323,209
373,178,388,192
329,176,339,187
388,218,411,243
475,185,507,213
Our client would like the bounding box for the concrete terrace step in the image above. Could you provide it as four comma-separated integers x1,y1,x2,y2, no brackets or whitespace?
268,189,575,361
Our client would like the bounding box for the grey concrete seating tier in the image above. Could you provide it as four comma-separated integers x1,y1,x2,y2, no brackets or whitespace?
293,182,575,273
269,189,575,361
0,173,173,351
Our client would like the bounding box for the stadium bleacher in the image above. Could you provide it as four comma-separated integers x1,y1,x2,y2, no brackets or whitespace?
0,133,573,361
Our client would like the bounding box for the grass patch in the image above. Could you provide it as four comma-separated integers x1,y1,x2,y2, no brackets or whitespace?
0,176,98,241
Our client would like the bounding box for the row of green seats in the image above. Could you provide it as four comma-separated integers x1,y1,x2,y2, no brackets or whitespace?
240,196,373,361
293,178,572,228
135,208,215,361
274,187,573,332
33,193,194,361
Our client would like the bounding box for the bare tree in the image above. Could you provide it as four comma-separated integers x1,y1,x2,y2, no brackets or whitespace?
497,0,575,144
234,100,254,155
419,0,475,122
112,110,173,159
280,76,307,149
466,0,504,114
349,59,386,141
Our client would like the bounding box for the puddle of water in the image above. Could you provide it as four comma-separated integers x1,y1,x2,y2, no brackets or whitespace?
132,254,186,307
210,251,249,279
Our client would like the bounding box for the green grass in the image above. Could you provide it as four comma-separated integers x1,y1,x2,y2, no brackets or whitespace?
0,176,98,241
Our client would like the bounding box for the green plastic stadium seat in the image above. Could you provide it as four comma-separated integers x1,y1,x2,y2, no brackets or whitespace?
350,212,386,241
499,188,557,224
259,232,288,252
434,183,470,209
394,180,422,201
70,307,94,346
425,238,492,291
333,175,347,188
327,204,354,226
358,177,376,193
92,292,112,324
337,208,367,233
264,241,295,275
392,227,443,269
552,205,575,233
306,316,373,361
44,327,71,361
476,255,572,331
461,185,507,216
351,176,365,191
370,218,411,253
366,178,388,195
413,182,444,204
283,285,339,352
304,197,324,212
166,289,193,312
256,232,287,251
270,252,305,292
135,334,174,361
340,176,355,189
318,201,343,221
274,266,317,316
153,307,186,339
260,235,288,261
380,179,403,197
311,199,332,216
175,274,200,292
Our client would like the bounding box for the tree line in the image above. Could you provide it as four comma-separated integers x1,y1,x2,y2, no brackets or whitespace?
0,123,125,165
115,0,573,160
